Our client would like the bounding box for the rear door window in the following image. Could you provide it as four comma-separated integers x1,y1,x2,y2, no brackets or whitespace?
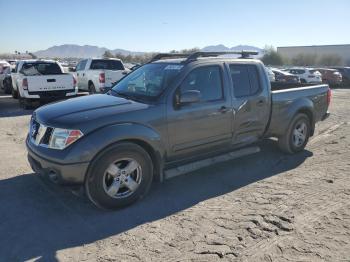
90,60,125,70
229,64,261,97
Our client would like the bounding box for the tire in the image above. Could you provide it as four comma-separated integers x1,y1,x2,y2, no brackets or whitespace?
88,82,96,94
18,92,31,110
12,88,18,99
4,78,13,94
278,113,311,154
85,142,154,210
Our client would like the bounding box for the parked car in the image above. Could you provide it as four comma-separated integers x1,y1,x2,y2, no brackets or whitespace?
285,68,322,84
26,52,331,209
75,58,130,93
11,60,78,108
331,67,350,85
0,64,12,94
265,66,275,82
313,68,342,85
270,68,300,83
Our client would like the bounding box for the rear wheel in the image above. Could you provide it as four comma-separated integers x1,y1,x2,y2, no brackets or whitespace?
12,88,18,99
85,142,153,209
88,82,96,94
18,92,31,110
278,113,311,154
4,79,12,94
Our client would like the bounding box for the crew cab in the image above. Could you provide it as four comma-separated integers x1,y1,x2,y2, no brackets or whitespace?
75,58,129,93
11,60,78,108
26,52,331,209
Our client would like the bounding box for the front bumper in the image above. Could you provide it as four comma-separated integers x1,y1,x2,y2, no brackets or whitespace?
26,139,89,185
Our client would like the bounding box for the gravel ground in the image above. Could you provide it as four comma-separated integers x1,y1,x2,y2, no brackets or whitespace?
0,89,349,262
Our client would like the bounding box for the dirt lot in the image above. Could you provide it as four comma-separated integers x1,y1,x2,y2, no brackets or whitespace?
0,89,349,262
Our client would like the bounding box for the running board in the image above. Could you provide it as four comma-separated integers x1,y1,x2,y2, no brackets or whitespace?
164,146,260,180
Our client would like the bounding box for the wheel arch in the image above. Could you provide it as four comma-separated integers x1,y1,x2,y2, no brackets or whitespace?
78,123,166,184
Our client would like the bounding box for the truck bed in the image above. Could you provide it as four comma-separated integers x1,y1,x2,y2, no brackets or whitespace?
268,84,329,137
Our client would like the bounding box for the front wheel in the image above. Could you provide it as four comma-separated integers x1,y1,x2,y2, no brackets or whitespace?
278,113,311,154
85,142,153,209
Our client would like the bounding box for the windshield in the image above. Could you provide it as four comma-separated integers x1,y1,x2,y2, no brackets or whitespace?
111,63,183,98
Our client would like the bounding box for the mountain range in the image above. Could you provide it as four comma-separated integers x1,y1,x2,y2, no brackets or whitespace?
33,44,263,58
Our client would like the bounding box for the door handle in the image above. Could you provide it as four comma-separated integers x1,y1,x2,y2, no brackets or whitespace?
82,73,85,76
257,100,264,106
219,106,229,113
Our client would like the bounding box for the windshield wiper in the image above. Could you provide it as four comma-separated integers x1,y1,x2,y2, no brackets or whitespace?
112,90,145,103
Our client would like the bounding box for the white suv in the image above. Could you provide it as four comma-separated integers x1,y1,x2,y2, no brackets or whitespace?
286,68,322,84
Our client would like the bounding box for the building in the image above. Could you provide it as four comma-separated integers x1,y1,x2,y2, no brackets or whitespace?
277,44,350,66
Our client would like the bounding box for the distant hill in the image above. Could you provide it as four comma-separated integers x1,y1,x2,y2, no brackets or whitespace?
34,44,145,58
33,44,263,58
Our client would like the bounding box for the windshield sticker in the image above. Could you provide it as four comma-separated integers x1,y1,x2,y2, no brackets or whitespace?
165,65,183,70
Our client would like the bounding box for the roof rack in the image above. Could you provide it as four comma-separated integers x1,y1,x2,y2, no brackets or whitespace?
149,50,259,64
149,53,190,62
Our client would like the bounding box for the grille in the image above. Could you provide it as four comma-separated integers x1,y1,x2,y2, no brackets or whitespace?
30,120,53,146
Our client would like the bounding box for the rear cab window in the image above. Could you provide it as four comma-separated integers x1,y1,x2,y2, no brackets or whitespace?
20,62,63,76
90,60,125,70
229,64,261,97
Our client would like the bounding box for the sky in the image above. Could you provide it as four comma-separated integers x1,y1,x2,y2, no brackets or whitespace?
1,0,350,53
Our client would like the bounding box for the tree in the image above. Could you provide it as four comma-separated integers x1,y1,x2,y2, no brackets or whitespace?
261,46,284,66
291,53,317,66
318,54,343,66
103,50,114,58
28,52,37,59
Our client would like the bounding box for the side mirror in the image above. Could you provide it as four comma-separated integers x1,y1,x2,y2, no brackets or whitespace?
122,70,128,75
179,90,201,105
69,67,76,72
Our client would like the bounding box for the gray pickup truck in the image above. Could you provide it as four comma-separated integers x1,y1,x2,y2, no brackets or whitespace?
26,52,331,209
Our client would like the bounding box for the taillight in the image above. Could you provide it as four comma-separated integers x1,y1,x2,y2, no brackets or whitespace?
22,78,28,90
99,73,105,84
73,76,77,86
327,88,332,106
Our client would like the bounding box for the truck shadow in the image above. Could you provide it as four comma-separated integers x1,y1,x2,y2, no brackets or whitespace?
0,139,312,261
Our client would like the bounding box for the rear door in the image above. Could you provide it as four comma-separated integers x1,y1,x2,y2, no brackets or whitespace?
228,64,270,145
167,64,232,160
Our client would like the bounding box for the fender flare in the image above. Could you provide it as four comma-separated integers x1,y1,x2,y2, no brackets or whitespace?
65,123,166,181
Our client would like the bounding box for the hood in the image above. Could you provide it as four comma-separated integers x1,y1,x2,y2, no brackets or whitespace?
34,94,149,130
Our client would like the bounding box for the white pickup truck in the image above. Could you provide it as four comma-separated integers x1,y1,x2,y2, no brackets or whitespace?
11,60,78,108
75,58,129,93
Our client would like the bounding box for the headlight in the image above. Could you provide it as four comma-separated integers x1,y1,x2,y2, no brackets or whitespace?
49,128,83,150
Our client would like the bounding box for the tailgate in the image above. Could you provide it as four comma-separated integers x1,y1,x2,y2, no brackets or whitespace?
27,74,74,92
104,70,124,87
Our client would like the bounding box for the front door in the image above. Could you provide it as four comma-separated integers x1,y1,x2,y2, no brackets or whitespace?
167,65,232,160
